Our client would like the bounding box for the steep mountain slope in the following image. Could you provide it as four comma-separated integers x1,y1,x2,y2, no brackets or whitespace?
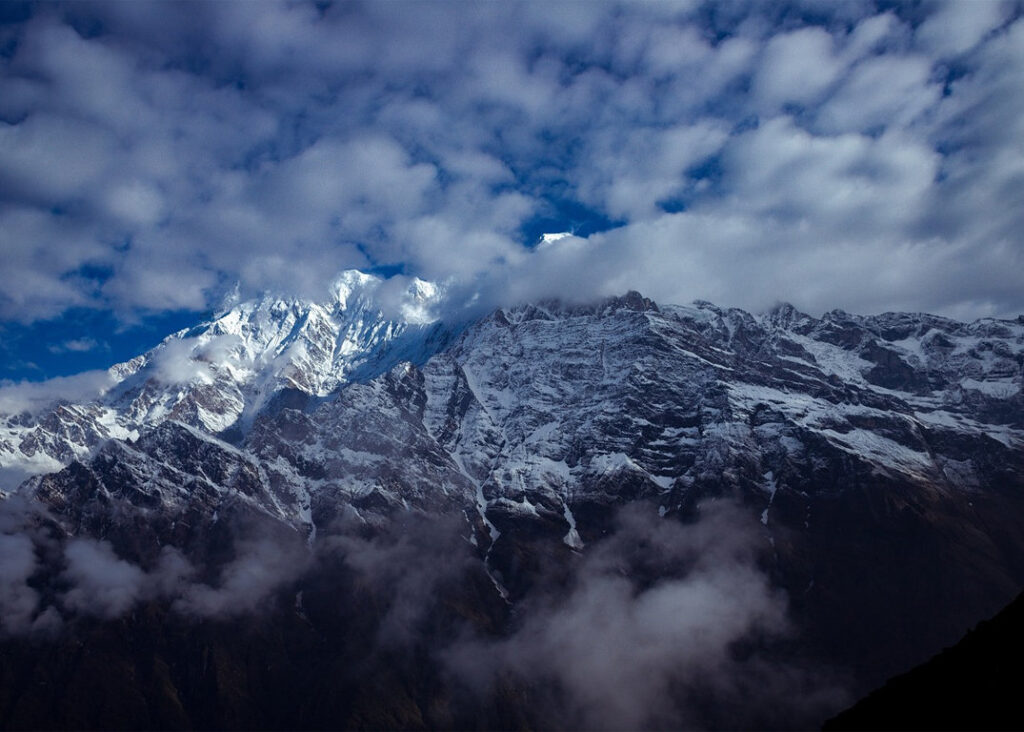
1,281,1023,729
244,293,1024,676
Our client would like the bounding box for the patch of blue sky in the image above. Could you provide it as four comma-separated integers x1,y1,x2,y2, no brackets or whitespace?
520,197,625,247
0,307,206,383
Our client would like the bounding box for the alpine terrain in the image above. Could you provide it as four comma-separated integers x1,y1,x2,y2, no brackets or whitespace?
1,269,1023,729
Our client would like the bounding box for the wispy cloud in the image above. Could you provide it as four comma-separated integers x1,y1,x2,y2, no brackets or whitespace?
0,369,117,414
47,337,100,354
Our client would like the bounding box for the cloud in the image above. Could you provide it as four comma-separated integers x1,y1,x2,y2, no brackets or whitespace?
754,27,845,110
0,532,42,634
0,113,117,203
148,337,217,385
0,205,108,322
135,333,244,386
444,502,847,729
0,512,308,626
719,117,938,235
174,534,308,618
816,54,939,134
0,0,1021,333
0,369,117,415
48,338,101,354
0,497,62,635
324,511,478,648
0,494,845,726
57,533,306,622
916,0,1012,57
571,121,730,220
61,538,148,618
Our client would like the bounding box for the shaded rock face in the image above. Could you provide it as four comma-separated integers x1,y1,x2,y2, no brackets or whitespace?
1,291,1023,729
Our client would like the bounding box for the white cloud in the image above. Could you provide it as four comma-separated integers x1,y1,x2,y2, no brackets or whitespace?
817,55,940,133
61,538,148,618
0,369,116,415
916,0,1011,57
842,12,902,62
48,338,100,354
720,117,939,233
0,113,117,202
572,121,730,220
0,1,1021,331
754,27,845,109
148,336,234,386
103,181,166,226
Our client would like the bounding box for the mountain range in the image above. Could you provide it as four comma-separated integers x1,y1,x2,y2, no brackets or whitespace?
1,270,1023,729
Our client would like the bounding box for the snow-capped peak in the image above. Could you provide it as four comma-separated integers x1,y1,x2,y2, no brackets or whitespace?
0,269,462,487
537,231,574,248
329,269,443,324
398,278,443,324
331,269,381,308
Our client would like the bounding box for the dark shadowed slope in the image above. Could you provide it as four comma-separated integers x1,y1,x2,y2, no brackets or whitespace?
825,589,1024,731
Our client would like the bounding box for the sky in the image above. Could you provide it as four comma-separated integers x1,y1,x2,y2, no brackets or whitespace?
1,0,1023,381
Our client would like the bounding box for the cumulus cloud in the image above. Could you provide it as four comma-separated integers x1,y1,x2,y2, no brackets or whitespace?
754,27,846,110
916,0,1012,57
571,121,730,220
816,54,939,134
0,0,1021,333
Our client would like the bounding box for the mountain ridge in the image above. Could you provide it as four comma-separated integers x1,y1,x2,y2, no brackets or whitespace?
3,274,1021,492
1,273,1023,728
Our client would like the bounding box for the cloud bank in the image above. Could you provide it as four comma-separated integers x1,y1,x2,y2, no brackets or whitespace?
0,0,1022,331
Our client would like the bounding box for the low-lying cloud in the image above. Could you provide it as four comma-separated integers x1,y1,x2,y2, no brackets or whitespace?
174,535,309,618
444,502,846,729
0,497,311,634
0,369,117,415
0,491,847,727
324,510,480,649
61,538,149,618
0,532,42,635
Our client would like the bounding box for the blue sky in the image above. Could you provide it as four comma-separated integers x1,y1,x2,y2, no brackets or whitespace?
1,0,1023,382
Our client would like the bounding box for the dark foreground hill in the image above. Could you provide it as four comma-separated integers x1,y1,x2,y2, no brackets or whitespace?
826,590,1024,731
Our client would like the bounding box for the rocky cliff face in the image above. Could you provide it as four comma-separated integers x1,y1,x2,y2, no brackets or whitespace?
2,283,1023,729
